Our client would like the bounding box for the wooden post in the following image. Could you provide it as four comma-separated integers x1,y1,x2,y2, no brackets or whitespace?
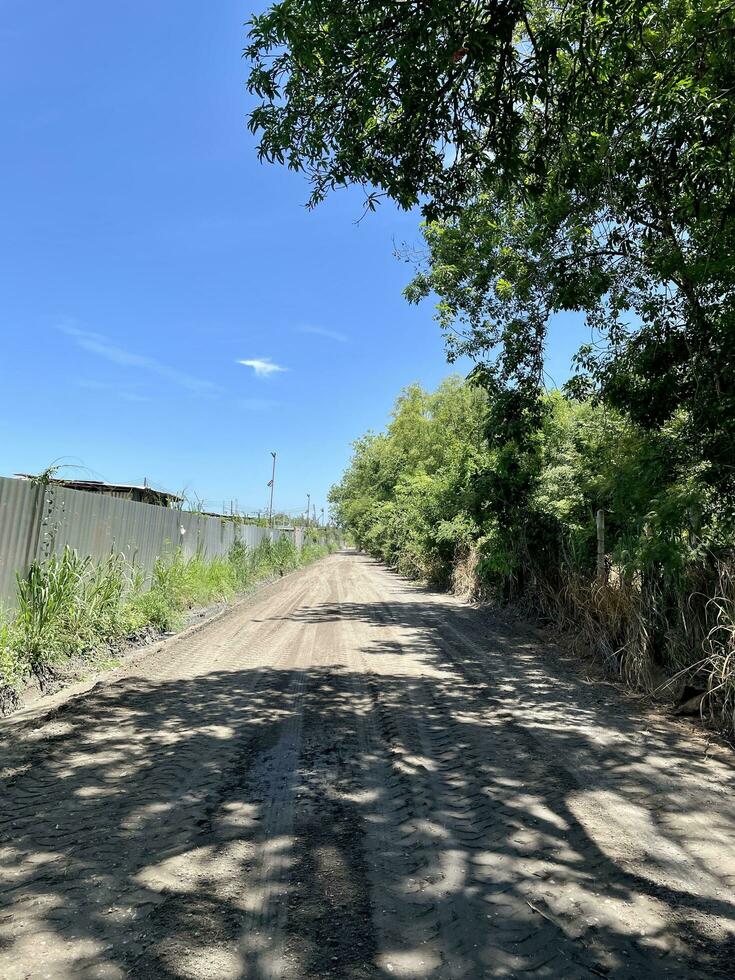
596,508,607,583
688,505,701,548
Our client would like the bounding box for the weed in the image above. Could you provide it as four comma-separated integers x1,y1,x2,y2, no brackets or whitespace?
15,548,85,683
0,534,339,713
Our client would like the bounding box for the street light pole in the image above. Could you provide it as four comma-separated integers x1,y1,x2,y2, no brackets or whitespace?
267,452,277,527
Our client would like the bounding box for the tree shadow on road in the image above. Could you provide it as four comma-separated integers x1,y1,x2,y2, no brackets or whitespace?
2,565,735,978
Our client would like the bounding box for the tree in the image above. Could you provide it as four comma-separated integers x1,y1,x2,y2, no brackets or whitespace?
247,1,735,486
329,378,490,580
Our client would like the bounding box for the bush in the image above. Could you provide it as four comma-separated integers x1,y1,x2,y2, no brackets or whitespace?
330,375,735,729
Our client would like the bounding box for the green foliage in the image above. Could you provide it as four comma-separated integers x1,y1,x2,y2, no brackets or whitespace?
332,376,735,719
12,549,135,674
15,549,85,673
0,535,337,708
330,377,490,585
248,0,735,719
248,0,735,488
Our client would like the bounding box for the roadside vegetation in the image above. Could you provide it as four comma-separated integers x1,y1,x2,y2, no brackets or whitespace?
247,2,735,728
330,377,735,728
0,534,336,713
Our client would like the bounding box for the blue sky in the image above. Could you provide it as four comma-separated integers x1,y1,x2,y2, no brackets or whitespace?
0,1,589,518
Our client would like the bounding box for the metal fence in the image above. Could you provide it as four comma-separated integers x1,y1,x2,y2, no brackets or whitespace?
0,476,303,611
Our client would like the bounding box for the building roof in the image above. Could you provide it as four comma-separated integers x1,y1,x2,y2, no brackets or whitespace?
14,475,183,506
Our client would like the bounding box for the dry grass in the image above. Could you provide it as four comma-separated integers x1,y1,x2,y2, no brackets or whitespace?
685,563,735,729
453,547,735,734
450,546,488,602
533,569,657,688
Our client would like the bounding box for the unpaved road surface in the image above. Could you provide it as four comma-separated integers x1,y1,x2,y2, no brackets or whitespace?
2,552,735,979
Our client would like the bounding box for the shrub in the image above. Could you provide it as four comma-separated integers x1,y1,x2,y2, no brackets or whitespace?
330,375,735,730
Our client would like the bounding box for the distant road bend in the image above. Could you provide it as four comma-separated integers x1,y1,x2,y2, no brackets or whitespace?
2,551,735,978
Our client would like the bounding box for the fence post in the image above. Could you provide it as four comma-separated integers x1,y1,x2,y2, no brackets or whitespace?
596,508,607,584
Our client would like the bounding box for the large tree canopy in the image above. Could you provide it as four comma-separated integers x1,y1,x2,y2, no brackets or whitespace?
247,1,735,487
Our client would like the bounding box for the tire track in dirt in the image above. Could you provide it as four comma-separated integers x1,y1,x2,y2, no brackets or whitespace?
125,568,333,980
346,556,735,978
0,562,333,979
275,572,379,980
343,565,596,978
3,553,735,978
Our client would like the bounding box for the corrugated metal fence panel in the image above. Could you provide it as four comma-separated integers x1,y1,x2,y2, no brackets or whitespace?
184,512,236,559
0,476,301,610
0,477,41,611
42,486,182,575
176,515,295,559
242,524,267,550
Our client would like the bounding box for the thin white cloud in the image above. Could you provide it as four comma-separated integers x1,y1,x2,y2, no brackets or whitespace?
60,325,220,394
237,358,288,378
76,379,152,403
298,325,347,343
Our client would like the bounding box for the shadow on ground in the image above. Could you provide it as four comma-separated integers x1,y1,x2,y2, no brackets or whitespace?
1,558,735,979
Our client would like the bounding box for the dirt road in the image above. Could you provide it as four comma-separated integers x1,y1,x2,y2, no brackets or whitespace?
2,552,735,979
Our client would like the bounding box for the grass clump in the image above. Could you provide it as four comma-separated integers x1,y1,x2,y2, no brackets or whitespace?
13,551,134,684
0,534,338,712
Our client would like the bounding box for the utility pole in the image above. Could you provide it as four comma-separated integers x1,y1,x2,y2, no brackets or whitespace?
312,503,317,526
267,452,277,527
320,507,324,527
306,493,311,528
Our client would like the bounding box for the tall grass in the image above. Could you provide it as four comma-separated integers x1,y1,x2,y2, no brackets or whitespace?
0,535,338,711
454,540,735,733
